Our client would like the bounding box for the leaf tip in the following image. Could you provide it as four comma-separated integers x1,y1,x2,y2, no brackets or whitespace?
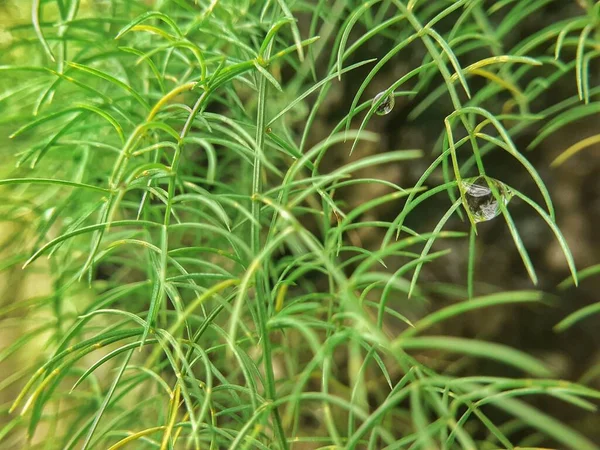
549,157,562,168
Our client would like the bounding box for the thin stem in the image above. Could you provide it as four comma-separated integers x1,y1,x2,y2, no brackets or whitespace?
252,40,289,449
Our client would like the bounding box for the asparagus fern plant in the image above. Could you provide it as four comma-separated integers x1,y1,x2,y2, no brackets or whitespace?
1,0,599,449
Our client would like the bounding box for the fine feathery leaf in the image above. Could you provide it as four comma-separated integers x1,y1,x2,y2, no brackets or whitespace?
0,1,597,449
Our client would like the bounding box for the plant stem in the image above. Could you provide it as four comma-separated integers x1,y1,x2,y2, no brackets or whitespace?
252,42,289,449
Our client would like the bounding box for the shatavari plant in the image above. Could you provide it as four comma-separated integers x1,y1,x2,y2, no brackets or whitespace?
1,0,599,448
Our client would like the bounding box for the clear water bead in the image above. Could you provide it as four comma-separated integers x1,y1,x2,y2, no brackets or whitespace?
461,177,513,223
372,91,395,115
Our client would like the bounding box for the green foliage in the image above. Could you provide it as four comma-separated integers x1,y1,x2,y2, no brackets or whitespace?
0,0,599,449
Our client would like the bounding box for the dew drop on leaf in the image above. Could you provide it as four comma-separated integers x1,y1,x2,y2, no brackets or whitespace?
461,177,513,223
372,91,395,115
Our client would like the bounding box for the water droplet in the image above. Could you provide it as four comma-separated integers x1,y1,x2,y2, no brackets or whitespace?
372,91,395,115
43,207,56,221
461,177,513,223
